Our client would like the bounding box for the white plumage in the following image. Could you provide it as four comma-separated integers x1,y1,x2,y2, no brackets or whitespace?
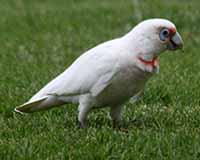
15,18,183,128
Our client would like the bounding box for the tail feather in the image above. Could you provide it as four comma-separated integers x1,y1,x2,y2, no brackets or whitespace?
15,96,48,113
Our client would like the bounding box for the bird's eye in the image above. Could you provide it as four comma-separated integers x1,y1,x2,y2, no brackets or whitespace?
160,28,169,41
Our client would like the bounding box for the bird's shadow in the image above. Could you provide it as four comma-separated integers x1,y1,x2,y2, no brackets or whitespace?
87,115,159,131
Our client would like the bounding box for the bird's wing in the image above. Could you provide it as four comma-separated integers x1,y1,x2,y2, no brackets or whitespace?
30,39,121,101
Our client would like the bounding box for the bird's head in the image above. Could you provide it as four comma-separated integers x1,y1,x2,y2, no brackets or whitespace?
125,18,184,73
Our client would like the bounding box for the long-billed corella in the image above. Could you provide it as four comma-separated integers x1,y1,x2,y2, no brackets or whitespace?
15,18,183,128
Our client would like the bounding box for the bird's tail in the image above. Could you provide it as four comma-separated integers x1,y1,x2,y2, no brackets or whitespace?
14,95,63,113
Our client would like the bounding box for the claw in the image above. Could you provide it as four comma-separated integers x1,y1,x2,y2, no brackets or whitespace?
77,119,86,129
112,120,128,132
79,121,86,129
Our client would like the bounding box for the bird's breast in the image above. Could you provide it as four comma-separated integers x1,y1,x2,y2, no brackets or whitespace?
95,65,151,106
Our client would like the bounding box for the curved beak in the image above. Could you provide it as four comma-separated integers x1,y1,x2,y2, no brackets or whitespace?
167,32,184,51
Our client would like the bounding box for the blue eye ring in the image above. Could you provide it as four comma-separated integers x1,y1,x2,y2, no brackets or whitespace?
160,28,169,41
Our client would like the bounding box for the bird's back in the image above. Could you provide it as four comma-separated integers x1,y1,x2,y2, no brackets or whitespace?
29,38,124,103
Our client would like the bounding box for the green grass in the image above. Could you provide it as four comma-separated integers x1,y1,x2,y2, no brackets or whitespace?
1,0,200,159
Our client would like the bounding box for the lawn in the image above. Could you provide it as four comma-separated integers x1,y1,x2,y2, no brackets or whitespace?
1,0,200,159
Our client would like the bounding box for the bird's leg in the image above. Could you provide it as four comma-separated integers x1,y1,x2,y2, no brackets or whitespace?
129,90,144,104
110,105,123,129
78,102,92,128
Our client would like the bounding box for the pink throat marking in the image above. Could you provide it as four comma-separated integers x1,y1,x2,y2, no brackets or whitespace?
138,56,158,67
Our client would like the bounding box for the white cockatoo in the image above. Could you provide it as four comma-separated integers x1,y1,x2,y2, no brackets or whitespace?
15,18,183,128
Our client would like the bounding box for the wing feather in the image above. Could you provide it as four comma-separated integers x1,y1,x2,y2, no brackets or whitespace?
30,39,121,101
